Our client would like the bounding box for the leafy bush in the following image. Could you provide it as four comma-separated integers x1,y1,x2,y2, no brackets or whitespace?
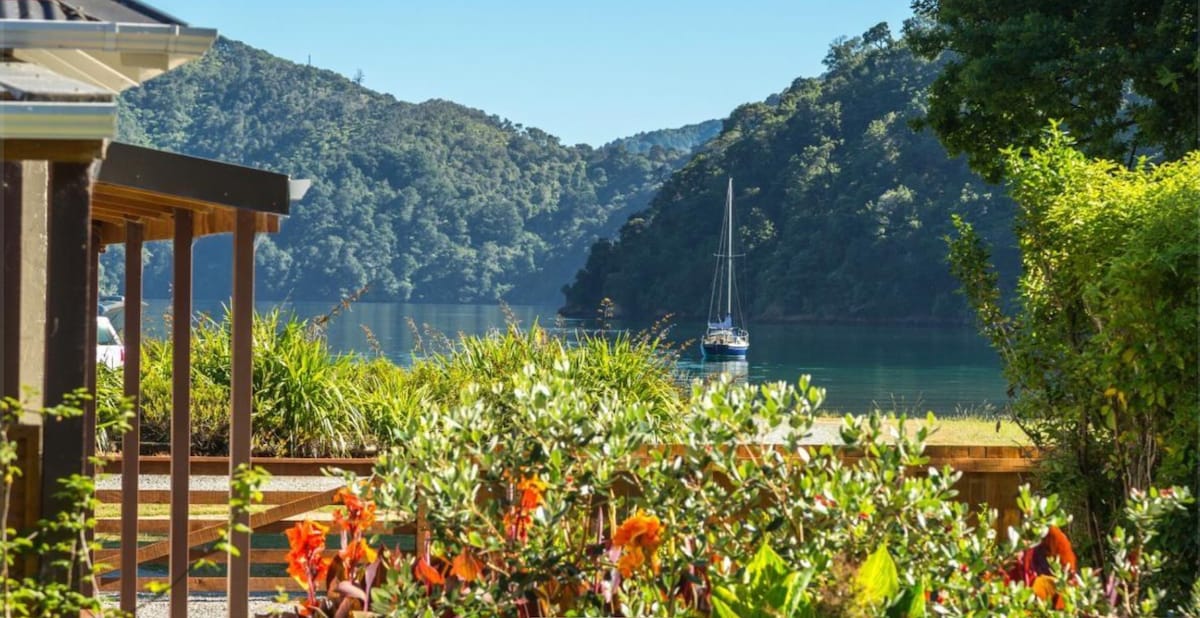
276,366,1195,616
96,311,681,458
948,127,1199,593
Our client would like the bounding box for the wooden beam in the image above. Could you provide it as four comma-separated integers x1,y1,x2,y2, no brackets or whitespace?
39,161,92,586
169,209,193,618
97,142,291,216
80,224,99,596
228,209,255,617
83,226,99,478
91,199,172,220
0,139,106,163
93,184,216,215
120,221,143,615
2,162,20,400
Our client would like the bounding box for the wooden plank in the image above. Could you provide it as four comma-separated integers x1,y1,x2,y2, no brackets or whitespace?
99,487,341,574
120,221,143,614
96,518,416,537
229,208,256,617
169,208,193,618
91,200,172,221
94,183,217,215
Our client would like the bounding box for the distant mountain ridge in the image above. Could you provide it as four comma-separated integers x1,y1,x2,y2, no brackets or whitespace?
109,37,718,303
603,120,723,155
562,25,1019,323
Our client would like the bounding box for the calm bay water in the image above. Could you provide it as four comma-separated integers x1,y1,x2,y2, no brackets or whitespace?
138,300,1008,416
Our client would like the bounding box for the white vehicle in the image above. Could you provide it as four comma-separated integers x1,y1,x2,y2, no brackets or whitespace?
97,316,124,369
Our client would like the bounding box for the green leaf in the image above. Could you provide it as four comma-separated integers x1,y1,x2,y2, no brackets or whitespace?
855,541,899,606
885,582,927,618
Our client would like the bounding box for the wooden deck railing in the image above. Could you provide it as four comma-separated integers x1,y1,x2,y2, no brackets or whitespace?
93,445,1039,593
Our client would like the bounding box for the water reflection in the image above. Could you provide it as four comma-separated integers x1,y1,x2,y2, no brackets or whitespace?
685,359,749,384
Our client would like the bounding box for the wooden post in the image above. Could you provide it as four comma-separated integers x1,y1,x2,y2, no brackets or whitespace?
227,210,255,617
40,161,92,585
83,226,99,476
169,209,193,618
2,162,20,400
121,221,144,614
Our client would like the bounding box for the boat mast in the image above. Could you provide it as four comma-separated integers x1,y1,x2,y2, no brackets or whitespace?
726,178,733,321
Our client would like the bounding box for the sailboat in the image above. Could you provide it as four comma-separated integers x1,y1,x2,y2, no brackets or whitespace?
702,179,749,359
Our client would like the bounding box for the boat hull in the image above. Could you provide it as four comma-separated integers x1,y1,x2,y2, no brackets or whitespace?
702,341,749,359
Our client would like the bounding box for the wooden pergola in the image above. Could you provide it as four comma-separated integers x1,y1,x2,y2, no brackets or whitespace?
2,3,307,615
2,139,301,617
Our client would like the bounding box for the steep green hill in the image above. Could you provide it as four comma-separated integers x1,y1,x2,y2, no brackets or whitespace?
111,38,714,303
562,25,1018,323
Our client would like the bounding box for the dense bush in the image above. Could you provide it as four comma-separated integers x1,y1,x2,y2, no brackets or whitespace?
97,310,681,457
948,128,1200,597
277,367,1195,616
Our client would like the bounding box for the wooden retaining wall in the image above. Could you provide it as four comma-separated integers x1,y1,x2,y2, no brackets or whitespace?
93,445,1039,594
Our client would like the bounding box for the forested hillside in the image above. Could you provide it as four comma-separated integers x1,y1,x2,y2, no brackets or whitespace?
110,38,713,303
604,120,722,155
562,25,1019,323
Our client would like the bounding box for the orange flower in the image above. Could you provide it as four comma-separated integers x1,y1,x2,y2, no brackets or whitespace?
451,549,485,583
414,556,445,591
285,520,330,602
613,511,663,578
614,511,663,549
517,476,547,511
503,475,546,543
339,537,378,567
333,486,377,533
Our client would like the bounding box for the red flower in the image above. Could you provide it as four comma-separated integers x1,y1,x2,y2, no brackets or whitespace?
1006,525,1077,609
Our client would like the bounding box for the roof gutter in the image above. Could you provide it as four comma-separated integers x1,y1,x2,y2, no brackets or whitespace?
0,21,216,56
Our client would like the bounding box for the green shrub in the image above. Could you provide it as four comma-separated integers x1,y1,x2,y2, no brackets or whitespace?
96,311,683,458
948,128,1199,593
296,362,1195,617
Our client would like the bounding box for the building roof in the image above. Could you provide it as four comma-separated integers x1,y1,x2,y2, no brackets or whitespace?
0,0,185,25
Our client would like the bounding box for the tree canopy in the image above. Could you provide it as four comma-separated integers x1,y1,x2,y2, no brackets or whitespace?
905,0,1199,181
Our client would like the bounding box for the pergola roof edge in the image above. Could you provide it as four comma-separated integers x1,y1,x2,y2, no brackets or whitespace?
96,141,292,216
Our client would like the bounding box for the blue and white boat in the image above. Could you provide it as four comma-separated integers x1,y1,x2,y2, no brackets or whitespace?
702,179,749,360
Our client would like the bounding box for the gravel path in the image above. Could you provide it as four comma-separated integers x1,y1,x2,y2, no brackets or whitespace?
104,593,288,618
94,474,345,492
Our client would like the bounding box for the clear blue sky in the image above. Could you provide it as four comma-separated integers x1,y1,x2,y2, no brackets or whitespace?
150,1,915,146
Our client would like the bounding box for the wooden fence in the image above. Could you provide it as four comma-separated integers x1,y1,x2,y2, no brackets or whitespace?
93,446,1039,594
